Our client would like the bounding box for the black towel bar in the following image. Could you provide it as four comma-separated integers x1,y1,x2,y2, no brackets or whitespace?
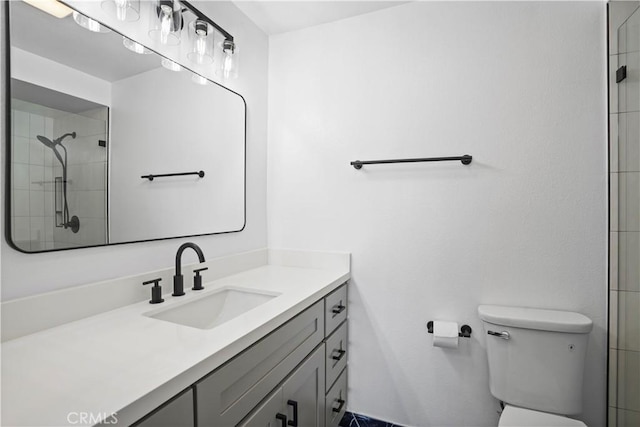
350,155,472,170
141,171,205,181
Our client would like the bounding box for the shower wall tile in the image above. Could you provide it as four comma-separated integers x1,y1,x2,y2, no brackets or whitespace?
613,114,620,172
611,349,619,406
13,110,29,138
616,407,640,426
627,51,640,111
28,165,44,192
44,191,53,216
610,406,617,427
617,349,640,411
13,163,29,191
612,290,620,347
619,53,628,112
619,113,627,170
620,233,640,291
13,217,29,242
29,192,45,217
29,114,44,139
612,173,620,231
29,216,45,244
613,57,621,114
625,112,640,171
12,190,29,217
618,291,640,351
612,232,620,290
629,9,640,53
45,117,54,139
618,172,640,231
621,21,629,54
12,136,29,164
28,139,44,166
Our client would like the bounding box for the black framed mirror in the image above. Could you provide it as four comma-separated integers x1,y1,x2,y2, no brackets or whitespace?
5,0,246,253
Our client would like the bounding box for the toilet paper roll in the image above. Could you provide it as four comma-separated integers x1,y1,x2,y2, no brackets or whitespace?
433,320,459,349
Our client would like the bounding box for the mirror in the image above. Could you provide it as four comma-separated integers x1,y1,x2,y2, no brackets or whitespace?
6,1,246,252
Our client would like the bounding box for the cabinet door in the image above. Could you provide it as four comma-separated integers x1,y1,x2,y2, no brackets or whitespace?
132,387,194,427
282,345,326,427
239,389,285,427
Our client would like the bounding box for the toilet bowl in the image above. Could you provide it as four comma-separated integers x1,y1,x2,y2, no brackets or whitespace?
478,305,593,427
499,405,586,427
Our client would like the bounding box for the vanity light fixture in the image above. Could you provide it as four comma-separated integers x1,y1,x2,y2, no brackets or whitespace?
148,0,182,46
23,0,73,18
123,36,151,54
73,11,110,33
221,39,238,79
161,58,182,71
187,19,214,65
101,0,140,22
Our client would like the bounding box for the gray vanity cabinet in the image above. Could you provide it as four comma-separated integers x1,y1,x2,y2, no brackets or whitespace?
131,283,348,427
240,346,325,427
196,301,325,426
131,387,195,427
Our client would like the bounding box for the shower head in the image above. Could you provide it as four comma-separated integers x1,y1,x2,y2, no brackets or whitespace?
55,132,76,145
36,135,56,149
36,134,65,166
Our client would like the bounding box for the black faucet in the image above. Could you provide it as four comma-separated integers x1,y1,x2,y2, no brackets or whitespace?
173,242,206,296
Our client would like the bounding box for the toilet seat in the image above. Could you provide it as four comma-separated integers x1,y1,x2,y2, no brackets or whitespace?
499,405,587,427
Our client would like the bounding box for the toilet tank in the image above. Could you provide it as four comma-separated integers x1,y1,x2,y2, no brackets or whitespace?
478,305,593,416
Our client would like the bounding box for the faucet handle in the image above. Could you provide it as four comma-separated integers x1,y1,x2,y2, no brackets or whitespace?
143,278,164,304
193,267,208,291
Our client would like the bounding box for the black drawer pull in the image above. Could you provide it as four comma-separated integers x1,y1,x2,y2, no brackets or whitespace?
287,400,298,427
331,349,346,361
276,413,287,427
331,304,346,315
332,399,346,413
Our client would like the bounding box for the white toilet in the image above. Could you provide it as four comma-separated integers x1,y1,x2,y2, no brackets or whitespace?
478,305,593,427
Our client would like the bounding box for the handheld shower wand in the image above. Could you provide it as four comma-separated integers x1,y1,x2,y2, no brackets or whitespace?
36,132,80,233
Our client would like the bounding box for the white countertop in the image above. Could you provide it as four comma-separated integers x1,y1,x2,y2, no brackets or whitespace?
1,263,349,426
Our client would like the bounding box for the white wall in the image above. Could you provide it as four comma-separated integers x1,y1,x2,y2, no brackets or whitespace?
267,2,607,426
1,1,269,300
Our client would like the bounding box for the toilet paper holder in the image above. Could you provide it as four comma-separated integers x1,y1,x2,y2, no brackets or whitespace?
426,321,472,338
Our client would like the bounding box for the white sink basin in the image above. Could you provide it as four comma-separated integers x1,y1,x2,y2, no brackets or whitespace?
145,287,280,329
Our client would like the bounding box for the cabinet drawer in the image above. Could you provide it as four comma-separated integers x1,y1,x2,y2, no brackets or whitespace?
325,368,347,427
132,387,194,427
325,284,347,337
196,301,324,427
325,321,347,391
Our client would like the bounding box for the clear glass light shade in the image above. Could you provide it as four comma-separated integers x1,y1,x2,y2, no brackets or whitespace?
191,73,209,85
220,40,238,80
187,20,214,65
101,0,140,22
148,0,182,46
72,11,110,33
123,37,151,54
161,58,181,72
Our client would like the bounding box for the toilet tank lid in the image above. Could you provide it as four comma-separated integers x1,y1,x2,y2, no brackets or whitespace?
478,305,593,333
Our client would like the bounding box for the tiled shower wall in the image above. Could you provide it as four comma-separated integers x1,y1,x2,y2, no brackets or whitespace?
610,2,640,426
10,100,107,250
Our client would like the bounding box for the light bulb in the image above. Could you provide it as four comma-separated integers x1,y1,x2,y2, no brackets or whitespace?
123,37,150,54
191,74,209,85
73,11,107,33
101,0,139,22
188,20,213,65
161,58,181,72
114,0,127,20
160,8,172,45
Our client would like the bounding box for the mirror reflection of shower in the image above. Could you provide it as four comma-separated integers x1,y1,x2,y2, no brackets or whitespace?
36,132,80,233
